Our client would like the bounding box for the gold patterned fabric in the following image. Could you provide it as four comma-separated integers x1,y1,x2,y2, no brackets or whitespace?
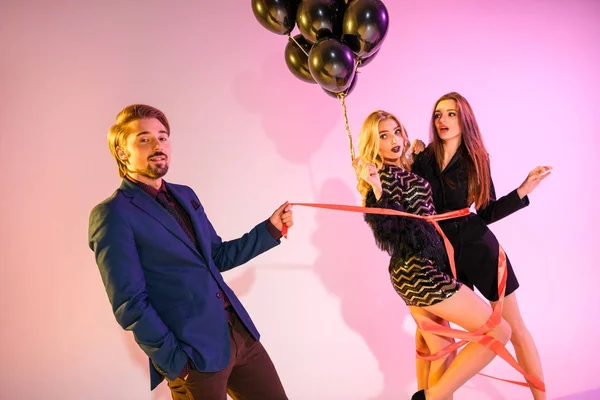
366,164,461,307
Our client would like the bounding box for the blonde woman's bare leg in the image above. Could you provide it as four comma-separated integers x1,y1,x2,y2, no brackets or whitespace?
411,308,455,398
415,328,431,390
419,286,512,400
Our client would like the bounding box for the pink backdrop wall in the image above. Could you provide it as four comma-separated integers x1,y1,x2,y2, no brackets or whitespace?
1,1,598,399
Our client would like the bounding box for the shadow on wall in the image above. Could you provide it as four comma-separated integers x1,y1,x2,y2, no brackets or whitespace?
310,178,417,399
232,51,341,165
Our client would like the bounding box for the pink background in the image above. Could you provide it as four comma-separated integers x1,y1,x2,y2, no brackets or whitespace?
1,0,598,399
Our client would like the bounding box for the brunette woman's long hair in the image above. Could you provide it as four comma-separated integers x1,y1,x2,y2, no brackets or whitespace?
429,92,491,209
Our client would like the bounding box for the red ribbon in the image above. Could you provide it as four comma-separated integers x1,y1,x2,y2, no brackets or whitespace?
283,202,545,392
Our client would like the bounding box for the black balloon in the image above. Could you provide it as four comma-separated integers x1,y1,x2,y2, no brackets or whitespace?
342,0,389,58
308,37,357,93
358,48,379,67
323,72,358,98
251,0,299,35
285,35,316,83
296,0,344,43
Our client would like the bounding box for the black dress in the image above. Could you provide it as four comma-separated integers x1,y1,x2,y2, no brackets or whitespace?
364,163,461,307
412,146,529,301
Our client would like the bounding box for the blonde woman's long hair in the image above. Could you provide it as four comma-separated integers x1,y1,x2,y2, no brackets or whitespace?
355,110,411,204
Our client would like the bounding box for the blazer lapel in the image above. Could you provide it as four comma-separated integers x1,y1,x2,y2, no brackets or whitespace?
120,179,203,259
166,183,213,262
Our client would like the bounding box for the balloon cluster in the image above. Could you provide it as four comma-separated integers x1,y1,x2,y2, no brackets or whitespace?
252,0,389,98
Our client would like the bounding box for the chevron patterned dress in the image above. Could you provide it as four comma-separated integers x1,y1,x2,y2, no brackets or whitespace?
364,164,462,307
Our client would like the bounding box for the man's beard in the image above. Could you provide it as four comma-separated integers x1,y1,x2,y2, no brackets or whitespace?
134,163,169,179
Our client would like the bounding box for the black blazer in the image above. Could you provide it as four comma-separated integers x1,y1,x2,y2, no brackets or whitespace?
412,146,529,224
411,146,529,300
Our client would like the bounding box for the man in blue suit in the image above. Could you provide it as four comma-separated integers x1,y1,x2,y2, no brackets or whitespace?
89,104,293,399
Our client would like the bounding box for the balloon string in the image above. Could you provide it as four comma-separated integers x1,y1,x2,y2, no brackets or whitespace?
337,93,355,162
287,33,309,57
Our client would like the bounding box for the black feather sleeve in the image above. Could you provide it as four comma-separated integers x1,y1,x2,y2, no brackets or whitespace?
364,188,408,256
363,171,448,268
